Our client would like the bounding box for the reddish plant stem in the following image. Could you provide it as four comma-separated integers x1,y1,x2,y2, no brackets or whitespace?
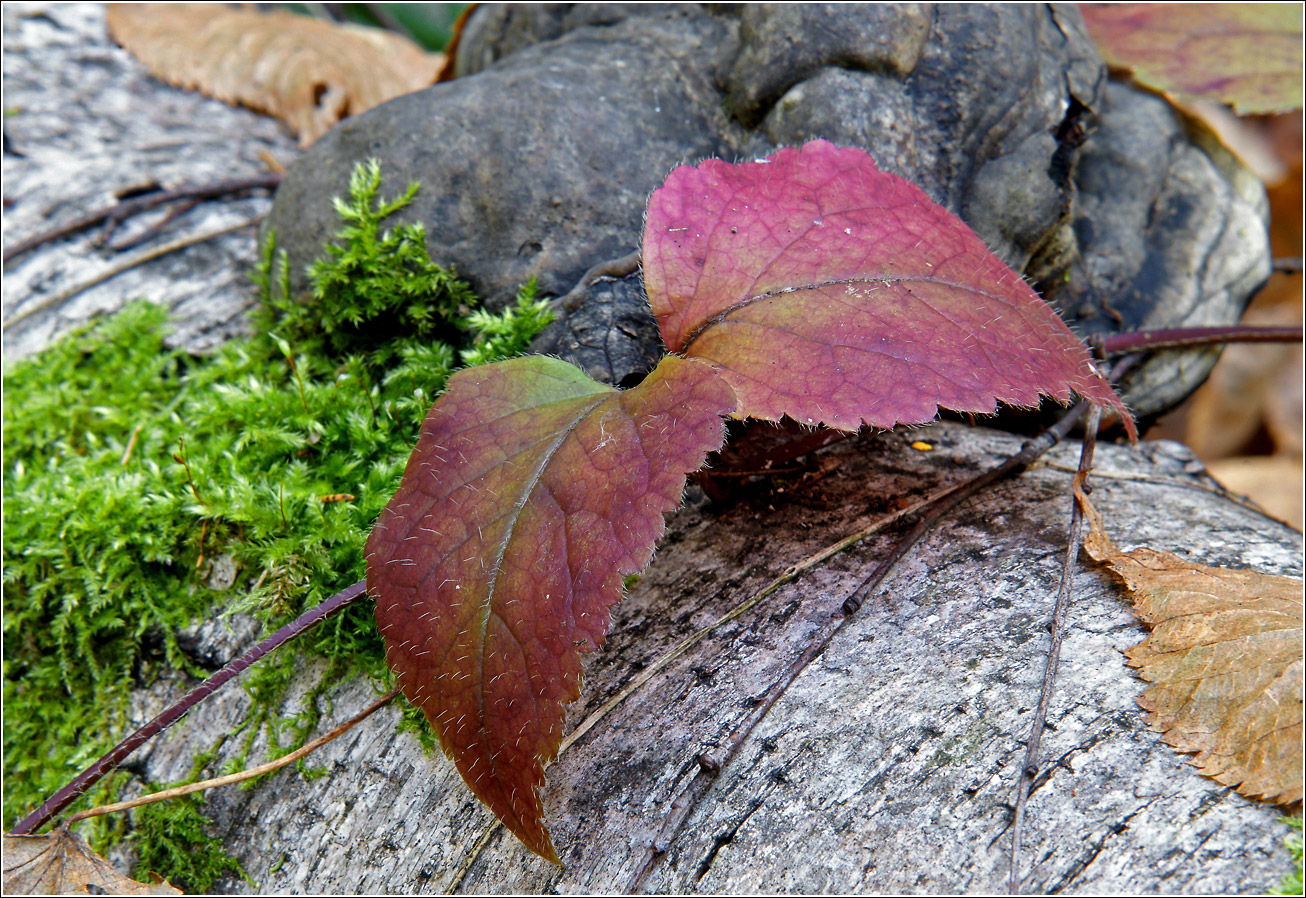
11,578,368,836
1096,324,1300,356
1,174,282,265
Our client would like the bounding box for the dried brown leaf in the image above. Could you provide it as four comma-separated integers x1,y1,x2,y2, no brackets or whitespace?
106,4,442,147
1080,491,1304,806
1207,455,1304,532
3,830,181,895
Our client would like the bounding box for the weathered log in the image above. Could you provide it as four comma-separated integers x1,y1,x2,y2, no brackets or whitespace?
123,422,1301,894
1,2,297,361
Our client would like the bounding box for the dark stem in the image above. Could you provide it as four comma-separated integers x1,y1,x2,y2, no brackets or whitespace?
11,578,368,835
1006,405,1102,894
1096,325,1301,356
1273,256,1303,274
1,174,281,266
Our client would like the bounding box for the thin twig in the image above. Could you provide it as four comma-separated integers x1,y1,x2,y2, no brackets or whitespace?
626,399,1102,891
627,612,843,891
63,686,399,827
2,174,281,265
2,217,263,332
446,823,502,893
107,198,202,252
561,481,965,757
12,579,368,835
1095,324,1301,356
1006,406,1102,894
554,250,642,313
843,402,1090,614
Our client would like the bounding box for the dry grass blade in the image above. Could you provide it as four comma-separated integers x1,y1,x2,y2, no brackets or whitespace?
106,4,442,147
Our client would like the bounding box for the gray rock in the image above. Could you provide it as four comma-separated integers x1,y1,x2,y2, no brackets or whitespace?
734,4,1101,272
262,6,742,319
265,2,1269,424
1055,83,1272,421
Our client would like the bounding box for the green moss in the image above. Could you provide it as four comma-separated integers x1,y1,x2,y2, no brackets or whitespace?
2,160,551,880
131,795,250,892
1272,816,1304,896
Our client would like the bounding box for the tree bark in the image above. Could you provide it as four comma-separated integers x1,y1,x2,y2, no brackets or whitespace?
128,422,1301,894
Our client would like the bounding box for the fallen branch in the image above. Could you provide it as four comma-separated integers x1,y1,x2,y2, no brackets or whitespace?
1,174,281,265
2,217,262,332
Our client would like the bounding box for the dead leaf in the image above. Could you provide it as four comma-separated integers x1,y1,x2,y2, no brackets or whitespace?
1207,455,1305,532
3,830,181,895
1080,491,1304,806
1183,298,1304,463
106,4,442,147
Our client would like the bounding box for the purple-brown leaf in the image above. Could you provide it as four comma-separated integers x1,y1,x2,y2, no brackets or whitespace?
366,355,735,861
643,139,1135,437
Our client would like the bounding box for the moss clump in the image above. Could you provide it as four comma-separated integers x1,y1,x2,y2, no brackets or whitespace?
131,794,249,892
1272,816,1304,896
2,160,551,875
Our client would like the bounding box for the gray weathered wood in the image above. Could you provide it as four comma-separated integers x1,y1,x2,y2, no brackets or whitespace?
124,424,1301,894
1,2,297,361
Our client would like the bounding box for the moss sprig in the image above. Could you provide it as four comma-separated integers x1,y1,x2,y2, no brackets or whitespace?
2,160,552,879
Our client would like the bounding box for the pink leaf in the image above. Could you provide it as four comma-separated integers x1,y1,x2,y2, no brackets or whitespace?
365,355,735,860
643,139,1135,438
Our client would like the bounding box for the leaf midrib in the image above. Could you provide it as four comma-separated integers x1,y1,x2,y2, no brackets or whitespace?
678,274,1030,356
472,391,611,800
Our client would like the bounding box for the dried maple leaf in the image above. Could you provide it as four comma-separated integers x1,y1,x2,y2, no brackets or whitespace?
1081,490,1304,806
642,140,1135,438
3,830,180,895
106,4,442,147
1079,3,1304,114
366,355,735,861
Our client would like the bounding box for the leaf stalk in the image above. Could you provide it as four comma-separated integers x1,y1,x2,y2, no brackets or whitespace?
11,579,368,836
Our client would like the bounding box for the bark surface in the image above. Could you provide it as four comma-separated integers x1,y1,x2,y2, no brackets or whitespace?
1,3,296,361
126,423,1301,894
